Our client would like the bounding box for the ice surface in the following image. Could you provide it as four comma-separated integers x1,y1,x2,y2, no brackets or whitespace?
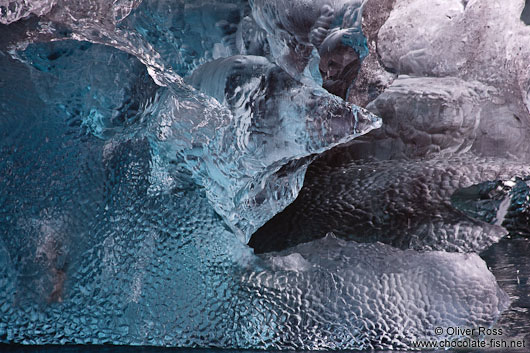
0,50,506,348
251,155,530,253
251,0,368,88
249,234,509,350
377,0,530,159
184,54,380,239
0,0,525,349
119,0,255,76
1,0,381,240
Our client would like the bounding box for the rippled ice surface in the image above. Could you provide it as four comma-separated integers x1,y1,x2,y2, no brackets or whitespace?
1,236,528,353
2,0,530,350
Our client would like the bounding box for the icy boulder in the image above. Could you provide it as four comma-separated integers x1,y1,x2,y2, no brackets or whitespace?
0,0,519,350
377,0,530,159
251,155,530,253
0,50,507,349
364,76,494,159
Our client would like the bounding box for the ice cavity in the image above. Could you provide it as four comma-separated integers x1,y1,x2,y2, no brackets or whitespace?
251,155,530,253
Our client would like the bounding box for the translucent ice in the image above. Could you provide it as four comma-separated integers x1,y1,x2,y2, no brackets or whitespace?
184,55,380,239
119,0,255,76
0,50,506,349
251,0,368,89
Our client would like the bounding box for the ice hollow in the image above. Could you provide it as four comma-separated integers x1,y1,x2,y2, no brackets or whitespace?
251,155,530,253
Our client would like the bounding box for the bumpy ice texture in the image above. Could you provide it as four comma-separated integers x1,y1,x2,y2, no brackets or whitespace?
0,0,520,349
251,155,530,253
251,234,509,350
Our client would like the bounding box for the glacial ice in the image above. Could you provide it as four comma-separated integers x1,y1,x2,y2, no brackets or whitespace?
183,54,380,239
251,155,530,253
0,0,526,350
251,0,368,90
0,50,508,347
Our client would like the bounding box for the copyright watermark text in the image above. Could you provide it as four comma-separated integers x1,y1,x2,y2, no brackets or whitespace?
411,326,526,350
